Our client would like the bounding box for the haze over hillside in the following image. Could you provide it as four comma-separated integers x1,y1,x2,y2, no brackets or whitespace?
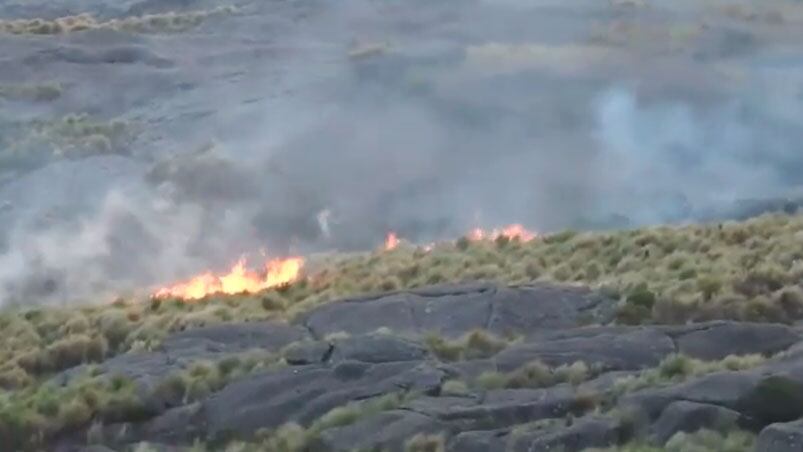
1,0,803,304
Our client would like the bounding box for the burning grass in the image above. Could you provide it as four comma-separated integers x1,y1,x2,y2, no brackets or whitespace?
153,256,304,301
3,214,803,398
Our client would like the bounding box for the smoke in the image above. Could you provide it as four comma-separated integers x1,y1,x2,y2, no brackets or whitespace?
1,0,802,305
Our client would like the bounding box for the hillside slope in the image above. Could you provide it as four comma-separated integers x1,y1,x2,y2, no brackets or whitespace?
1,214,803,450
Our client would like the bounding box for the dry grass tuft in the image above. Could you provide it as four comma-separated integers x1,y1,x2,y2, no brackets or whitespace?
0,7,237,35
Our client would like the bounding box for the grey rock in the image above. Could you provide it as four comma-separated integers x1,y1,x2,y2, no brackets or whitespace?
735,374,803,426
403,396,481,418
313,410,449,452
330,333,428,363
300,283,617,340
434,386,583,431
579,370,641,395
486,284,617,337
135,403,203,445
509,417,621,452
161,321,309,359
408,284,495,338
494,327,675,373
620,371,761,420
50,321,308,388
282,340,333,365
650,401,741,445
29,45,174,67
666,322,800,361
756,419,803,452
447,429,509,452
440,359,497,381
302,291,418,338
199,361,445,441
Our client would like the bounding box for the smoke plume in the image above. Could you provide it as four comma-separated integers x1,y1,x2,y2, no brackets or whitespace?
1,0,802,305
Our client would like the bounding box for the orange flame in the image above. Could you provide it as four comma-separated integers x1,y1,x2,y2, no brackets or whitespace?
153,256,304,300
467,224,537,242
384,232,399,250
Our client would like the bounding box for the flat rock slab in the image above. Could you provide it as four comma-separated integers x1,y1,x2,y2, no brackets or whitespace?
312,410,449,452
198,360,445,441
160,321,308,360
447,429,509,452
649,400,741,445
298,282,616,339
508,417,621,452
430,386,582,431
42,284,803,452
662,322,800,361
494,327,675,372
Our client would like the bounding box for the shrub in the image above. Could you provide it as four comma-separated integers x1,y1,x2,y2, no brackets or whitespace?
58,398,92,429
659,354,694,379
475,371,507,390
697,276,723,301
260,423,308,452
261,293,286,311
97,311,131,350
506,361,555,388
775,286,803,319
626,284,656,309
455,236,471,251
46,334,108,371
615,303,652,325
554,361,590,386
405,433,445,452
441,380,469,396
425,330,508,362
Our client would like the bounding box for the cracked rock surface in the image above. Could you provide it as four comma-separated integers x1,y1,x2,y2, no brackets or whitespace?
41,282,803,451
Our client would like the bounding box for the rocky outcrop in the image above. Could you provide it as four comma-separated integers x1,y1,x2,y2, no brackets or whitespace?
756,419,803,452
47,283,803,451
298,282,617,339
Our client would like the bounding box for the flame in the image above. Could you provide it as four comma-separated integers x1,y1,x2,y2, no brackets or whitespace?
153,256,304,300
468,228,486,241
496,224,537,242
384,232,399,250
467,224,537,242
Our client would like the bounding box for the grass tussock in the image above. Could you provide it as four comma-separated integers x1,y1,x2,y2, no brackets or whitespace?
588,428,755,451
0,347,284,450
182,392,413,452
0,83,62,102
0,372,147,451
475,360,593,390
2,214,803,399
405,433,445,452
425,329,511,362
0,113,132,176
613,353,767,394
0,7,237,35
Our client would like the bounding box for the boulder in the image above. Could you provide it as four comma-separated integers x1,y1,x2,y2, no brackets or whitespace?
756,419,803,452
650,400,741,444
329,333,428,363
